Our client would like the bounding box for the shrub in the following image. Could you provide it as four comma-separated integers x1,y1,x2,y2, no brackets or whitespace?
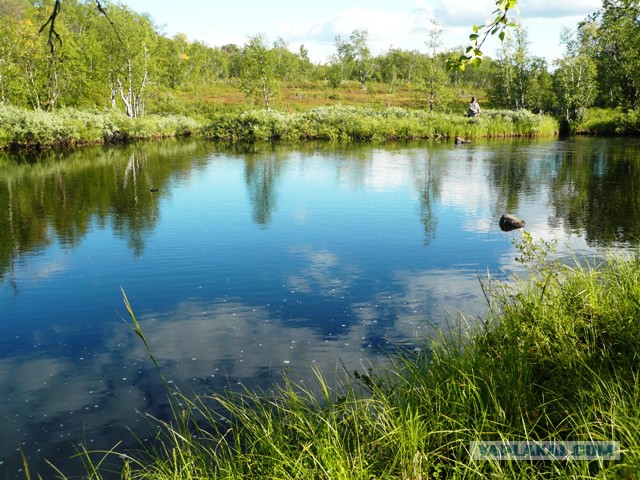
201,106,558,143
0,106,205,149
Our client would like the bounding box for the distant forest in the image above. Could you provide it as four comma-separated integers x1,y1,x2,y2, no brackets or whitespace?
0,0,638,124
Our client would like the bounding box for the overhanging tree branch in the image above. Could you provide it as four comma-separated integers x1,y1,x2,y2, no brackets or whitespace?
38,0,62,55
448,0,519,70
40,0,121,55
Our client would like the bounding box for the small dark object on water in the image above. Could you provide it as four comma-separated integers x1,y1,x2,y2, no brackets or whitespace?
150,188,159,192
499,214,526,232
455,136,471,145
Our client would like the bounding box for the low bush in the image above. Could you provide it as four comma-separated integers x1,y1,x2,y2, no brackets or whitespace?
203,105,559,143
577,108,640,135
0,106,205,149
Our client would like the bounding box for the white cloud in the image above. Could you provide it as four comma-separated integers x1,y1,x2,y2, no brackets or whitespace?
518,0,602,18
431,0,498,27
121,0,603,63
195,29,248,49
276,7,428,61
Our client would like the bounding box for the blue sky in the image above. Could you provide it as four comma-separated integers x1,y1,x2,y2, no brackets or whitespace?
117,0,602,64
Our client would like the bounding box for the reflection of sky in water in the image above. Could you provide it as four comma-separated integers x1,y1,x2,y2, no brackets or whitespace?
0,139,630,477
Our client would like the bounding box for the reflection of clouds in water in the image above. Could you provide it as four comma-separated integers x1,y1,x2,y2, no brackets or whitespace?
0,268,490,476
396,268,488,322
352,268,488,345
440,161,490,217
0,238,521,477
0,350,150,476
9,253,69,283
292,208,309,224
334,149,413,193
121,299,377,382
362,152,411,192
287,246,360,296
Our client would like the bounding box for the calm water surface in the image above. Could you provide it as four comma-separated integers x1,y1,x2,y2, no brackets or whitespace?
1,137,640,477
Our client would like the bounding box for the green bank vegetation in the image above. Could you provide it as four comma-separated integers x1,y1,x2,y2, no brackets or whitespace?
0,105,203,148
57,233,640,479
0,104,559,149
1,0,639,149
202,106,558,142
576,108,640,136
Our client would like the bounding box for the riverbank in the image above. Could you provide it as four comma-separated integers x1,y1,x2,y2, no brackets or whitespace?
0,105,204,150
0,105,558,150
68,234,640,479
576,108,640,136
201,106,559,142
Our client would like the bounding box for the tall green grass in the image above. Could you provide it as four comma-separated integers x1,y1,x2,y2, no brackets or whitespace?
203,105,559,142
56,232,640,479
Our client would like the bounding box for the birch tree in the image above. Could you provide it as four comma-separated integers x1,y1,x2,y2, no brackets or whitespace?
101,7,158,117
421,19,448,111
240,35,278,111
554,25,598,124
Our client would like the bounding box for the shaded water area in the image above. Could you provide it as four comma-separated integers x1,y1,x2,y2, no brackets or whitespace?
1,137,640,477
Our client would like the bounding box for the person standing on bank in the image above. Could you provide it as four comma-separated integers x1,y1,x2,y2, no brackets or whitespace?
467,96,481,117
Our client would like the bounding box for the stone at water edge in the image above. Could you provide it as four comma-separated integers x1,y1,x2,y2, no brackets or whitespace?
454,136,471,144
499,214,526,232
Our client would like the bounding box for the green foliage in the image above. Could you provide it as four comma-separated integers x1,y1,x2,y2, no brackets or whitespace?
420,20,451,112
1,0,637,138
449,0,520,70
375,47,420,86
593,0,640,110
553,25,598,126
239,35,279,111
0,105,203,148
488,24,555,113
0,104,560,149
202,105,558,143
576,108,640,135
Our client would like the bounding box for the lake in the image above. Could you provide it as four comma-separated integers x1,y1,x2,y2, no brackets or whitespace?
1,137,639,477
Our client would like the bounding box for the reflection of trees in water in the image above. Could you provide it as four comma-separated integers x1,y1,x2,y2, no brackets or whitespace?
549,141,640,246
0,141,215,283
115,152,157,256
485,142,548,214
412,152,440,245
244,154,281,227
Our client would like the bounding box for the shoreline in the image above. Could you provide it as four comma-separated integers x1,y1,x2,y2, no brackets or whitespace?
1,105,560,152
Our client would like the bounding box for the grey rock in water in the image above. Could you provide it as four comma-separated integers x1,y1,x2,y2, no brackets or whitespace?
454,136,471,145
499,214,526,232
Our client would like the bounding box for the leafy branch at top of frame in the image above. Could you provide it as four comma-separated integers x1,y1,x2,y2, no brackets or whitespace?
40,0,121,55
38,0,62,55
447,0,520,71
